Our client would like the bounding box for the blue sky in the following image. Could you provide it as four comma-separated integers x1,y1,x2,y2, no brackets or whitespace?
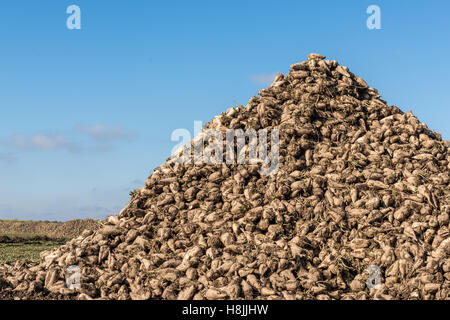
0,0,449,221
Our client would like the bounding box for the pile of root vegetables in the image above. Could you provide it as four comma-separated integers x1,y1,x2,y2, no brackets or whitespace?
1,53,449,300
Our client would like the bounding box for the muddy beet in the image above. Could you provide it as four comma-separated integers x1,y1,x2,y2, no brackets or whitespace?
1,54,449,300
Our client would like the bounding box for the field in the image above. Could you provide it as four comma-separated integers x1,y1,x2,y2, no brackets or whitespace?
0,219,100,264
0,234,68,264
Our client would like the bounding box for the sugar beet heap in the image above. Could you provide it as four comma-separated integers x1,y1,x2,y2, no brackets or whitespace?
1,53,449,300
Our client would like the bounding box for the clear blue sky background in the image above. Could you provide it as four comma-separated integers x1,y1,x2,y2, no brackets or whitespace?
0,0,449,221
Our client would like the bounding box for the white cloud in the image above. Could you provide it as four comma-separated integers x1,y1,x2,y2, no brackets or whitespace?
6,133,75,151
74,124,134,141
1,123,133,156
30,134,66,149
249,73,278,85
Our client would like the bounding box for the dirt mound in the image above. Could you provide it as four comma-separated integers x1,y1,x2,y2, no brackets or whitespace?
1,54,449,300
0,219,101,239
0,235,54,244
